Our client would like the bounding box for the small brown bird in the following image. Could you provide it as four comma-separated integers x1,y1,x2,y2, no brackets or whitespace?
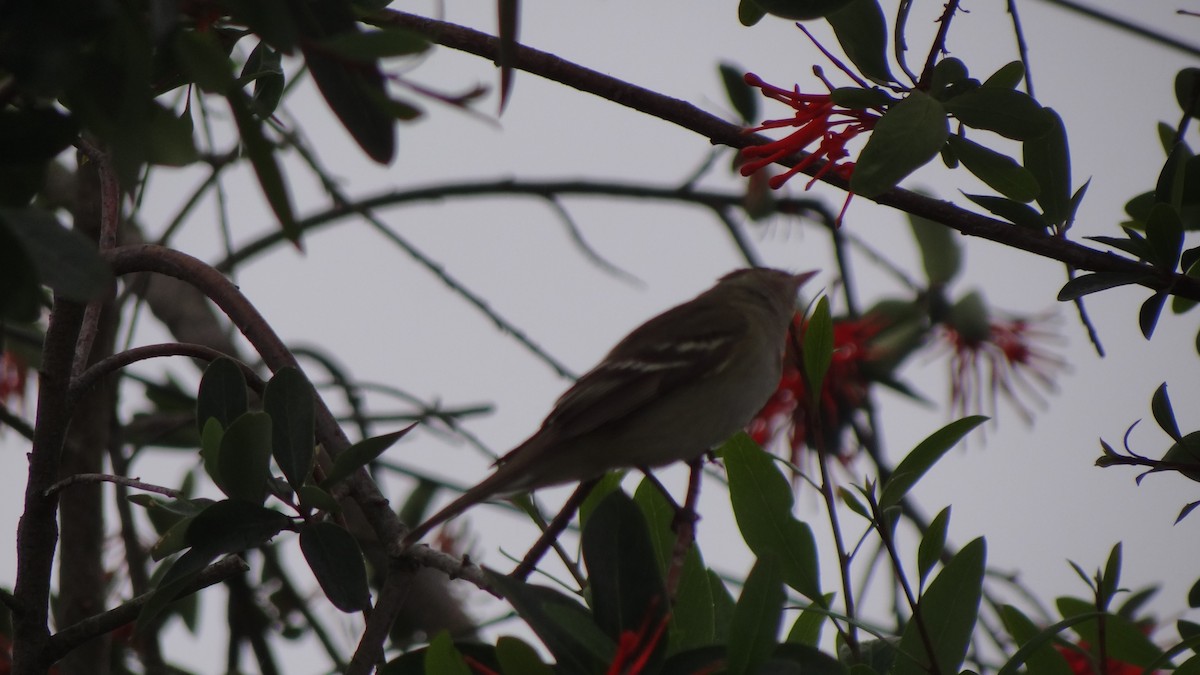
403,267,816,546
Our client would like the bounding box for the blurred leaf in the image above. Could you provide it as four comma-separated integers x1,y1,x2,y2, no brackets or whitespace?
296,485,340,514
917,506,950,589
0,207,112,304
1023,108,1072,227
0,221,44,322
196,358,248,435
1057,599,1164,667
984,61,1026,89
727,555,785,675
218,411,272,504
264,367,316,490
851,91,948,198
322,423,417,488
720,63,758,123
424,632,471,675
1190,577,1200,609
226,0,300,52
722,434,821,600
879,417,986,510
747,0,855,20
825,0,893,84
144,102,198,166
0,108,78,206
173,31,235,93
803,296,834,397
137,547,217,635
581,491,667,673
786,595,833,646
1177,67,1200,119
908,210,961,284
963,193,1050,230
998,611,1101,675
294,0,395,164
240,41,285,117
300,521,371,612
1152,383,1182,442
488,573,612,672
999,604,1073,675
947,135,1039,202
320,28,430,61
495,636,554,675
227,89,299,244
1057,271,1153,301
766,643,845,674
892,538,986,675
944,87,1049,140
1099,543,1122,608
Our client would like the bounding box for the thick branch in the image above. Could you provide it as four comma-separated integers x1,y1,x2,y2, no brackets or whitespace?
372,10,1200,302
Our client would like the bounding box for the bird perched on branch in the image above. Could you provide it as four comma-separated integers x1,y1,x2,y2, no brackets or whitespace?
403,267,816,547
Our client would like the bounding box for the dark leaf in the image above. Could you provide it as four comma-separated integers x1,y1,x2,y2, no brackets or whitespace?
1087,232,1150,260
1057,271,1154,301
908,210,961,284
1176,67,1200,119
748,0,855,20
195,358,248,435
226,0,300,52
1139,291,1168,339
497,0,518,112
186,499,292,555
738,0,767,26
917,506,951,588
947,135,1039,202
802,296,833,398
136,548,218,635
720,63,758,123
217,411,272,504
300,521,371,612
825,0,893,84
929,57,969,95
0,222,43,321
495,636,554,675
1023,108,1072,227
727,555,785,675
830,87,893,109
0,207,112,304
264,367,316,490
227,89,300,244
963,192,1050,230
944,87,1049,140
173,31,235,93
319,29,430,61
1162,431,1200,482
322,423,417,488
892,538,986,675
998,604,1073,675
984,61,1026,89
1151,383,1182,442
240,41,285,117
879,416,986,510
852,91,949,197
144,102,198,166
1145,202,1184,271
487,573,612,672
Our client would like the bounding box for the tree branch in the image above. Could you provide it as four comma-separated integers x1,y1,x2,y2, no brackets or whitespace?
370,10,1200,302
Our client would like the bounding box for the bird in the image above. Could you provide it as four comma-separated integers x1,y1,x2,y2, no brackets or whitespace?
402,267,816,547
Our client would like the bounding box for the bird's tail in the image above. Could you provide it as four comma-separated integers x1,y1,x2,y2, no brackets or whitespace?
400,468,514,548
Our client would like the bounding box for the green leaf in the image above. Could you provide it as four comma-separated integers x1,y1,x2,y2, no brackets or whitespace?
720,63,758,123
944,87,1049,140
1140,291,1168,339
1162,431,1200,482
879,417,986,510
727,555,785,675
0,207,112,304
963,193,1050,230
748,0,855,20
199,418,225,494
296,485,340,514
803,296,834,397
137,547,218,634
320,28,429,61
710,571,737,644
997,611,1103,675
830,87,893,109
891,538,986,675
424,632,471,675
722,434,821,600
264,367,316,489
1057,271,1154,301
1023,108,1072,227
998,605,1073,675
851,91,949,198
487,573,612,672
217,411,273,504
917,506,950,588
1057,599,1164,667
227,89,300,244
786,596,833,646
908,210,962,284
299,521,371,612
947,135,1039,202
186,499,292,555
1099,543,1122,607
196,358,248,435
984,61,1026,89
825,0,893,84
495,636,554,675
240,41,285,117
323,424,417,488
581,491,668,671
144,102,198,166
1145,202,1184,271
1152,383,1182,442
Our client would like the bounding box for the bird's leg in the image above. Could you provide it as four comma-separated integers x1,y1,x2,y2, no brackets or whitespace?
510,478,601,580
666,456,705,599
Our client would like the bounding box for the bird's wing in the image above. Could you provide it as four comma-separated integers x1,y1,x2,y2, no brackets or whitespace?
537,299,750,442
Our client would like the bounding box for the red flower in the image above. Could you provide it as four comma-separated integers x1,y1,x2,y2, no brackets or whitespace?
605,601,670,675
1055,640,1155,675
748,315,886,463
939,313,1066,423
739,73,878,224
0,351,29,406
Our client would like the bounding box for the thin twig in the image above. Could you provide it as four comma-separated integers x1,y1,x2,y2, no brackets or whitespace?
665,458,705,599
510,479,599,581
70,343,258,407
1005,0,1036,98
43,473,183,499
917,0,963,90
